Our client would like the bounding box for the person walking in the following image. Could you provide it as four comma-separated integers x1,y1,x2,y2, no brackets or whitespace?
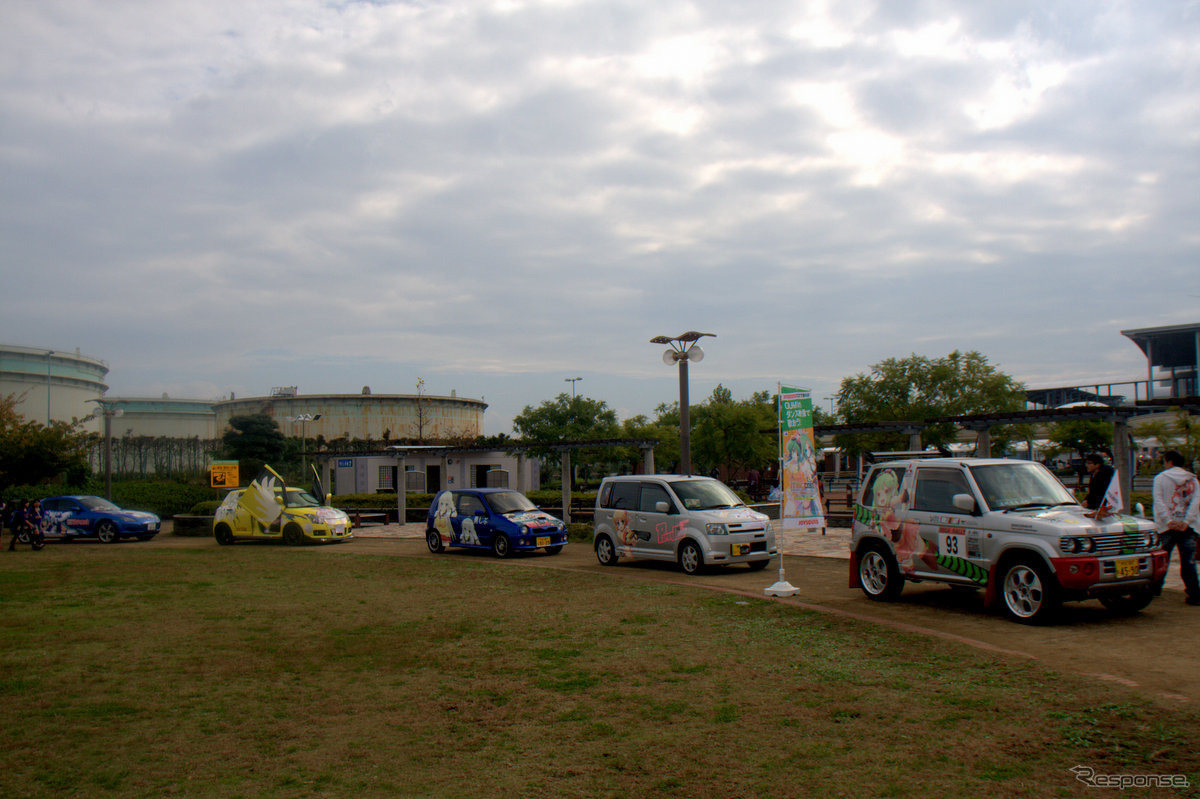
7,500,28,551
1152,450,1200,606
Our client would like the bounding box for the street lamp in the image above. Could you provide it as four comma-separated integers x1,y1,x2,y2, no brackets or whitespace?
86,399,123,500
46,349,55,424
564,376,583,396
650,331,715,476
288,413,323,476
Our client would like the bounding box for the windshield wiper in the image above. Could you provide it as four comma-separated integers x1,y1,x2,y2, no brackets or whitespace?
1002,502,1052,512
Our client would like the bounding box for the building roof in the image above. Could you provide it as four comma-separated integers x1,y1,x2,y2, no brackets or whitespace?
1120,322,1200,368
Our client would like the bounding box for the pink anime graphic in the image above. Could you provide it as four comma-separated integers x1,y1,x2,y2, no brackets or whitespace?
613,509,637,553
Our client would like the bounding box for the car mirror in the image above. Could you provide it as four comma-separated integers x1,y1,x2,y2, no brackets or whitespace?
655,501,669,513
952,493,976,513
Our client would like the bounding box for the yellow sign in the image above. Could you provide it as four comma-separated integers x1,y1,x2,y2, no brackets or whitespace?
210,461,239,488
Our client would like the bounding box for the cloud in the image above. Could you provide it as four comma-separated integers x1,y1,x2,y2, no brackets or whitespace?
1,0,1197,434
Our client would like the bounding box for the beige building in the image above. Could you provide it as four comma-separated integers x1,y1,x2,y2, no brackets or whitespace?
0,345,109,432
213,387,487,442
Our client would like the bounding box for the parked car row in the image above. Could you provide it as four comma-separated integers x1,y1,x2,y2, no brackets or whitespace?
195,457,1174,626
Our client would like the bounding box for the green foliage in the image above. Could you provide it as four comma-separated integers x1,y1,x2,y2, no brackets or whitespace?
513,393,621,487
835,350,1025,456
0,394,93,489
3,479,221,518
690,385,776,478
1047,420,1112,463
219,414,285,465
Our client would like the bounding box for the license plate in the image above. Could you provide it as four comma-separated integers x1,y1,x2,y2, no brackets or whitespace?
536,536,550,547
732,543,748,556
1115,558,1139,578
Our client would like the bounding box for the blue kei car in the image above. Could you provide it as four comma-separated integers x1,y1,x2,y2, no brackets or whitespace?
36,495,161,543
426,488,568,558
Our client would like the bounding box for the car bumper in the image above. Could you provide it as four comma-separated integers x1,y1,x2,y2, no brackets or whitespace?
511,531,568,550
1051,551,1168,593
705,534,777,565
305,524,354,543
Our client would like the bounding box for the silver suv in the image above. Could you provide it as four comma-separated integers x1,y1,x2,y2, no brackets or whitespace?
592,475,776,575
850,458,1167,623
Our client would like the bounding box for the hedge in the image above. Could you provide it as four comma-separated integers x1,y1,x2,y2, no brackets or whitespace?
3,481,223,518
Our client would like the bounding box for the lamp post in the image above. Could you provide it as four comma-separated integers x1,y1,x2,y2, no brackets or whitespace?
289,413,322,476
46,349,54,424
650,331,715,476
564,376,582,396
86,399,122,500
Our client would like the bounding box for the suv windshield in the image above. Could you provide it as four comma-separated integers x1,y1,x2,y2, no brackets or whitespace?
968,462,1077,511
487,491,537,514
668,479,745,511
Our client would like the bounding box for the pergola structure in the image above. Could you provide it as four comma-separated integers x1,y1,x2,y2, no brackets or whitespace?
817,398,1200,512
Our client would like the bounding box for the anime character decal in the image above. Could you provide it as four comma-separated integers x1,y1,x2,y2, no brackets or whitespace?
459,517,481,545
613,509,637,553
433,490,456,546
861,466,934,573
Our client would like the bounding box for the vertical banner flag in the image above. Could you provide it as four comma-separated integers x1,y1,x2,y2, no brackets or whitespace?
1097,470,1124,519
779,386,825,530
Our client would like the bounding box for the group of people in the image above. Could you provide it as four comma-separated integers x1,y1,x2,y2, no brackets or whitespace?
1083,450,1199,606
2,498,46,551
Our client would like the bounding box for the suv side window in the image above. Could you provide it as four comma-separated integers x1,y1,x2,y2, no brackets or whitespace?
911,468,973,514
862,467,905,507
638,483,674,514
605,481,639,510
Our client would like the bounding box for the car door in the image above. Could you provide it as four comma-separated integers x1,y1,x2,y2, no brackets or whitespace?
907,466,987,584
40,498,77,538
605,481,643,556
454,492,488,547
633,481,678,561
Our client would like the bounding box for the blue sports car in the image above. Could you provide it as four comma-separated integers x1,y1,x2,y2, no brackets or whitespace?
36,495,161,543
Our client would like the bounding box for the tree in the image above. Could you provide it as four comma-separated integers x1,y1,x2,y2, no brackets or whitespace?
1047,419,1112,483
512,394,620,487
0,395,92,489
835,351,1025,456
691,385,776,478
220,414,286,478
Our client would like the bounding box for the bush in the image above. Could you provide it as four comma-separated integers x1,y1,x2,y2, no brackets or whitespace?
3,480,222,518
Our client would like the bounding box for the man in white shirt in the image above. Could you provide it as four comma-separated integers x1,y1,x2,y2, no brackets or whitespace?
1152,450,1200,606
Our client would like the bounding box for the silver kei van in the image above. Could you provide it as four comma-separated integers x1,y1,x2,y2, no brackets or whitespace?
592,474,776,575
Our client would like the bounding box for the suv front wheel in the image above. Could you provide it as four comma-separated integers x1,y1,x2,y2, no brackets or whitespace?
999,557,1060,624
858,542,904,601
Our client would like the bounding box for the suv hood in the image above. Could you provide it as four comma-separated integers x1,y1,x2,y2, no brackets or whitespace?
1000,507,1156,536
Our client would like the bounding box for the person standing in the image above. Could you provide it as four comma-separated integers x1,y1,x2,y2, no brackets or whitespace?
1153,450,1200,606
1082,453,1115,511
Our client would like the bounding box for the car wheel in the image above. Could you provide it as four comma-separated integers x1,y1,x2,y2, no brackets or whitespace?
492,533,511,559
426,529,444,553
96,521,120,544
1000,558,1060,624
858,543,904,601
283,524,304,546
214,523,234,546
747,558,771,571
678,540,703,575
544,545,564,555
1099,588,1156,615
594,534,618,566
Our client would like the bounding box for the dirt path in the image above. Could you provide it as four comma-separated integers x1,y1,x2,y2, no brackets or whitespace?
156,534,1200,705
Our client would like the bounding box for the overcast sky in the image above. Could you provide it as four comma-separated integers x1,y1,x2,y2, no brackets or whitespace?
2,0,1197,434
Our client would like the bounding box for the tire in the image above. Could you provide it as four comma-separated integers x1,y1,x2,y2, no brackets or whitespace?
747,558,771,571
426,529,444,553
214,523,234,546
283,524,304,547
858,543,904,601
492,533,511,559
678,540,704,576
96,520,120,544
1099,588,1156,615
544,545,564,555
594,534,617,566
999,558,1060,624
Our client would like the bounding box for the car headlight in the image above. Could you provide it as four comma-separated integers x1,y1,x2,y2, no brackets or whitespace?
706,523,728,536
520,525,528,535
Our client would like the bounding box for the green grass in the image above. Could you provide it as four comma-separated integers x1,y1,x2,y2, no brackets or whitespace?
2,545,1199,798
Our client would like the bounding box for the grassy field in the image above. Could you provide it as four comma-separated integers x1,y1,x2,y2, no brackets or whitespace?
2,544,1198,798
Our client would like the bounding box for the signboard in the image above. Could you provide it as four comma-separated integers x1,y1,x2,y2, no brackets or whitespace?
210,461,239,488
779,385,825,530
